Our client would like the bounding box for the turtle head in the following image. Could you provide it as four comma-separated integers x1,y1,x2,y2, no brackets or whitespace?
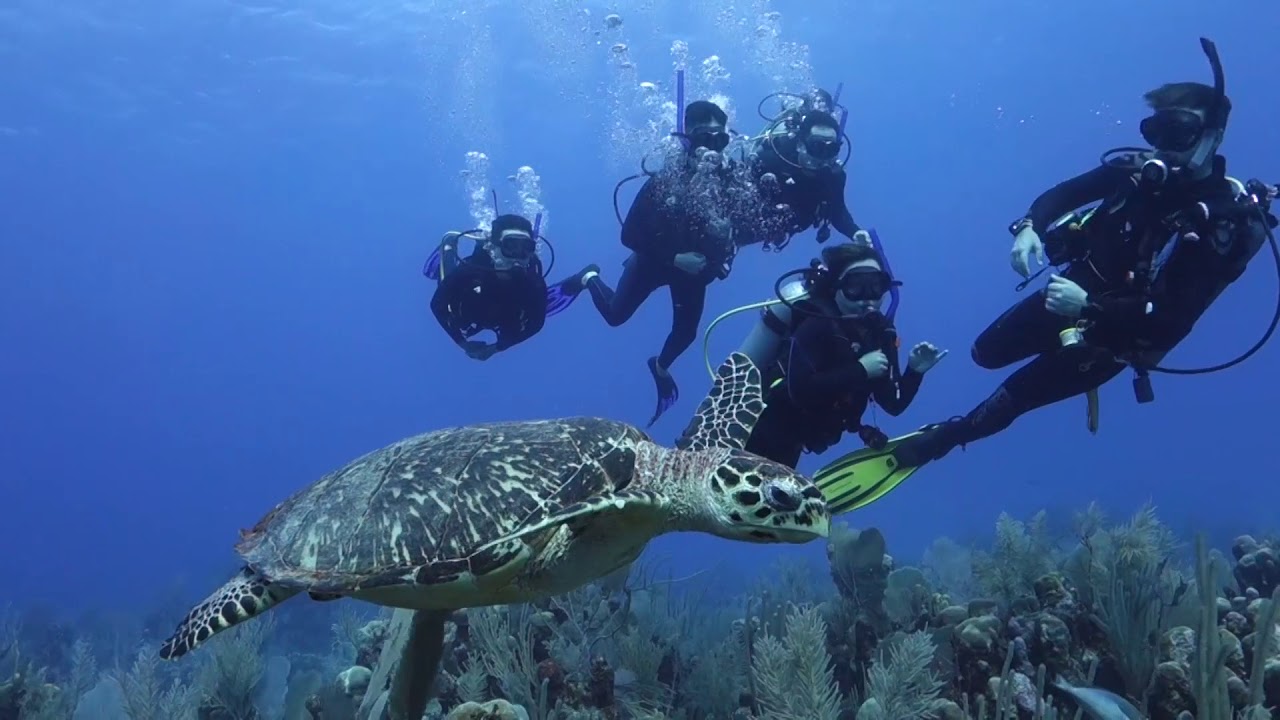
699,450,830,543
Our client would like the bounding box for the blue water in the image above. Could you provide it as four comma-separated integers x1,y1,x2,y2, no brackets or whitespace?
1,0,1277,622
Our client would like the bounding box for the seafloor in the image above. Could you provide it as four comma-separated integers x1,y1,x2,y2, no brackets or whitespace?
3,503,1277,720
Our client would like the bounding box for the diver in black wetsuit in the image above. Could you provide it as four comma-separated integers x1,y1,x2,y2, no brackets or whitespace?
579,100,745,426
429,213,587,360
884,41,1277,470
744,89,869,249
740,242,947,469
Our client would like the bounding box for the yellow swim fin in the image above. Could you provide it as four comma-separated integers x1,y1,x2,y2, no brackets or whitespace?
813,431,928,515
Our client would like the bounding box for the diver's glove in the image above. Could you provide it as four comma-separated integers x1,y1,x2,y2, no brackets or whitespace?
907,342,948,373
673,252,708,275
1010,225,1047,279
464,341,497,361
1045,274,1089,318
858,350,889,379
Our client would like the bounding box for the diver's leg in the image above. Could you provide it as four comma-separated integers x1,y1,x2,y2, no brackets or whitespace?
643,278,708,427
895,345,1125,466
744,408,805,469
971,288,1064,370
658,279,708,369
587,254,658,327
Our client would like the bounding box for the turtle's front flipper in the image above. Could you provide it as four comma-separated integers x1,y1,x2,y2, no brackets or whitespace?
388,610,451,720
159,566,299,660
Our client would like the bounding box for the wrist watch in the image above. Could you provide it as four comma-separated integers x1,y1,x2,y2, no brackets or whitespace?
1008,216,1034,236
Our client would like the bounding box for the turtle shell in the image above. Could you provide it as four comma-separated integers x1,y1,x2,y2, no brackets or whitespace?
233,417,647,593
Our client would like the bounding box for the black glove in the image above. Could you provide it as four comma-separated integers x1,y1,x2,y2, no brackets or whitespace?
1245,179,1277,214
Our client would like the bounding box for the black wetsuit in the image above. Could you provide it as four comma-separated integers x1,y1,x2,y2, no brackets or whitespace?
430,242,547,354
746,136,862,246
746,307,923,469
587,166,739,369
900,154,1273,464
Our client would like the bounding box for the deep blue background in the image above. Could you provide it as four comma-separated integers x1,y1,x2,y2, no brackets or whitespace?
2,0,1277,613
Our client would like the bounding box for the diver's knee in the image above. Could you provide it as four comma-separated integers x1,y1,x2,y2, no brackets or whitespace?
970,339,1001,370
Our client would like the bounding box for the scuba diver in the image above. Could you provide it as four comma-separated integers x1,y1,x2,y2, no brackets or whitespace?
736,241,947,469
811,38,1280,516
583,99,747,427
426,213,589,360
743,87,870,249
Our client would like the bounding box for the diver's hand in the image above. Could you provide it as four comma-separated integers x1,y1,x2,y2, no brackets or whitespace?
858,350,889,379
1011,226,1046,278
851,229,872,246
1045,274,1088,318
464,341,497,360
907,342,948,373
673,252,707,275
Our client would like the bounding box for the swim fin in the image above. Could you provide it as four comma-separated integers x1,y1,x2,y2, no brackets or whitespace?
646,356,679,428
423,247,443,280
813,431,927,515
544,281,579,318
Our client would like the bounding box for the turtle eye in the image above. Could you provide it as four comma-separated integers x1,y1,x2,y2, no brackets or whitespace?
765,483,801,512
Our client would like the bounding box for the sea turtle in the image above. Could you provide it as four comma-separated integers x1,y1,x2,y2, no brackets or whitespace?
158,352,829,717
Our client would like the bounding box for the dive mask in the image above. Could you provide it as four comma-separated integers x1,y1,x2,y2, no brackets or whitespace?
688,127,730,153
1139,108,1205,153
497,231,536,260
838,266,892,302
802,135,840,161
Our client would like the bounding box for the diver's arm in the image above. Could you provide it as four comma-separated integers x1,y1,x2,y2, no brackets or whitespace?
621,178,679,265
785,320,871,405
870,339,922,416
430,276,471,350
826,171,863,239
1023,164,1130,231
1084,211,1271,348
493,277,547,351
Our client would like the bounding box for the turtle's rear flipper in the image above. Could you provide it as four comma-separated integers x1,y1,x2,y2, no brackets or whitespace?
159,566,299,660
388,610,450,720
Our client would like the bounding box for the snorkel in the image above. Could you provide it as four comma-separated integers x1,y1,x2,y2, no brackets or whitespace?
674,69,687,150
1101,37,1227,182
868,229,900,323
831,82,850,138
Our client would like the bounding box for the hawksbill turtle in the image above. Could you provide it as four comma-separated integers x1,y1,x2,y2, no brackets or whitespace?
158,352,829,717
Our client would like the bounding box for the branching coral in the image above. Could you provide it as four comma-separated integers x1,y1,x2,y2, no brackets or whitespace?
856,630,947,720
111,645,198,720
750,604,841,720
973,512,1055,607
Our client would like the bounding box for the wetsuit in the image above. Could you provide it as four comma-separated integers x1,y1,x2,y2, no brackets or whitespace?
746,307,923,469
898,154,1273,465
587,166,738,370
746,135,862,247
430,239,548,355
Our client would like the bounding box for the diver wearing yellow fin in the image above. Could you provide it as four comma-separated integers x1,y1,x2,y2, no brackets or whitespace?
813,38,1279,517
704,238,946,483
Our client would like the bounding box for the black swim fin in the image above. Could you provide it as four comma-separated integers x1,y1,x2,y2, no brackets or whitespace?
813,431,927,515
646,356,679,428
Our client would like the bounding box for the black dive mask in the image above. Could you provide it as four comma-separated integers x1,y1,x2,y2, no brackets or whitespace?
838,266,892,302
688,127,730,153
1139,108,1206,153
802,134,841,161
496,231,535,261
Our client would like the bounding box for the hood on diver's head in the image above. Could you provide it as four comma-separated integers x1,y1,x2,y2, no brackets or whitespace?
490,213,534,241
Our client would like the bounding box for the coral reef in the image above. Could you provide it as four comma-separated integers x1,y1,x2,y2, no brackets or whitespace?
5,503,1280,720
